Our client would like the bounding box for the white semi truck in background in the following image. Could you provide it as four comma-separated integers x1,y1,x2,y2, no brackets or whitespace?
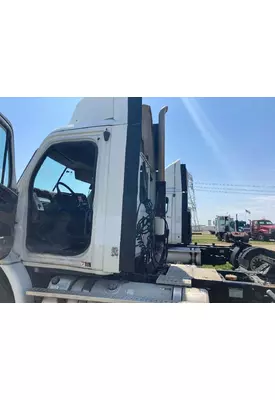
1,97,275,303
214,215,249,243
166,160,191,246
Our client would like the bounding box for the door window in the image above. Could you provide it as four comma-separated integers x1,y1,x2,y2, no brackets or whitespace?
27,140,98,256
33,157,90,196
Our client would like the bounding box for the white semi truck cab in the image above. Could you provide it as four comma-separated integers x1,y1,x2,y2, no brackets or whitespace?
0,97,211,303
215,216,235,240
1,98,274,303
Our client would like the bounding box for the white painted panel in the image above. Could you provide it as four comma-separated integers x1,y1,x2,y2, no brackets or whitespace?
102,124,128,273
166,160,182,244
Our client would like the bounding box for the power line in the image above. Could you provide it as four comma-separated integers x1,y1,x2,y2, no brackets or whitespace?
194,181,275,189
167,187,275,195
195,185,275,193
195,188,275,196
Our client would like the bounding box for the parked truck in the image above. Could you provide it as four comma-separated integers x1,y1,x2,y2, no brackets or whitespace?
1,97,275,303
214,215,249,243
250,219,275,241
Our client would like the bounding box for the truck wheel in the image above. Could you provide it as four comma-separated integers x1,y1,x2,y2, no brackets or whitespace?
257,234,265,242
225,233,230,243
0,268,15,303
238,247,266,271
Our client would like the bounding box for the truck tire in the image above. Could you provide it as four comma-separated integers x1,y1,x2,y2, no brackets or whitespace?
224,233,230,243
238,247,268,271
0,268,15,303
258,234,266,242
242,235,249,244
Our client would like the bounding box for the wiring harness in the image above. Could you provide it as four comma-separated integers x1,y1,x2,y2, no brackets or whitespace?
136,198,169,272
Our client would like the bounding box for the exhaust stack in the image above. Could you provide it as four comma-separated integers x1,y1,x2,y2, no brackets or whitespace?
157,106,168,182
155,106,168,236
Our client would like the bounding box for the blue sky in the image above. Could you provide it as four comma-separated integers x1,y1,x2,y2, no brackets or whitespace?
0,97,274,224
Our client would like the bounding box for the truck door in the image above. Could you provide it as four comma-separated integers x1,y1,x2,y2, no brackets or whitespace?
0,113,17,259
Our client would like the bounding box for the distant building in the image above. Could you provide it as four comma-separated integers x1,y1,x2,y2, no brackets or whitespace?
192,224,215,233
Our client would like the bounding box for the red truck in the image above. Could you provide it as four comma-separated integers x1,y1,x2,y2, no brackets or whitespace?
251,219,275,241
